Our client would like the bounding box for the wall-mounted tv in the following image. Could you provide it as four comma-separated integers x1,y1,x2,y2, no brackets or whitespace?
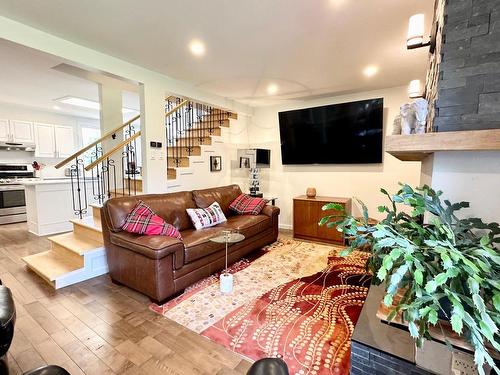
278,98,383,164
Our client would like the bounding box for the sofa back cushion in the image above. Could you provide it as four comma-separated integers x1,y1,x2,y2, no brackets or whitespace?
105,191,196,232
192,184,242,217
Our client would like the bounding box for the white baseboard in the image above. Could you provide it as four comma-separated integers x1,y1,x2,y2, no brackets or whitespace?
279,223,292,230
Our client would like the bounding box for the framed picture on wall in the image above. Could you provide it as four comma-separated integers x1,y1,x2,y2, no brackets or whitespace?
210,156,222,172
239,156,251,169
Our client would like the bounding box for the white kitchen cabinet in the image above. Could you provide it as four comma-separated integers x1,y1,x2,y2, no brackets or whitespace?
0,119,9,142
0,119,34,143
54,125,75,158
34,123,75,158
34,123,57,157
11,120,35,143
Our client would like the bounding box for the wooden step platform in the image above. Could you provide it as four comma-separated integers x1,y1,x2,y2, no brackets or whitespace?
167,168,177,180
70,216,102,240
167,146,201,157
186,126,222,136
167,156,189,168
89,203,102,221
175,136,212,147
23,250,82,285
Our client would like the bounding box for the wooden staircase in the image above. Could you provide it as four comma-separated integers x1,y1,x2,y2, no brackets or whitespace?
22,204,107,289
166,109,237,180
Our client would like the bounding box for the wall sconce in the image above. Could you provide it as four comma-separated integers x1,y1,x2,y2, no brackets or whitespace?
407,13,436,53
408,79,423,98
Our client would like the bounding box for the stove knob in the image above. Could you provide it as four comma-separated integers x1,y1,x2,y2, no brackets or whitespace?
0,180,4,184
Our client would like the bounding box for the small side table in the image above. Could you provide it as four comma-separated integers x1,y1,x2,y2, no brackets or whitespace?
264,197,278,206
210,231,245,293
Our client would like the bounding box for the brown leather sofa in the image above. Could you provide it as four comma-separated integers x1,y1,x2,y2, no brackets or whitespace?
101,184,280,303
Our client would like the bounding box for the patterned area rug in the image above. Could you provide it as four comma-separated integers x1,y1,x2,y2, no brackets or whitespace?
150,239,371,374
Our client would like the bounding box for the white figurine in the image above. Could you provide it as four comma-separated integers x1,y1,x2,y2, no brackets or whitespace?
411,98,429,134
400,103,416,135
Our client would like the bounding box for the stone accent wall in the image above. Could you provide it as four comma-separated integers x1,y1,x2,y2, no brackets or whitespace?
350,341,432,375
434,0,500,132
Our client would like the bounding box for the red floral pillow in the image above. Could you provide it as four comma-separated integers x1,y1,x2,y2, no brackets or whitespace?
122,201,182,239
229,194,267,215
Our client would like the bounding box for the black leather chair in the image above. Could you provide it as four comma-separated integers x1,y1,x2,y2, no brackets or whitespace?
246,358,289,375
0,280,70,375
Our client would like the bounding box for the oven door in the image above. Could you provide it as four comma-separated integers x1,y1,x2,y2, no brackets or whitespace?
0,185,26,216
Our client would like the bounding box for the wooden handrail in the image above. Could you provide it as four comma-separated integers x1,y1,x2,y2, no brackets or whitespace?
55,114,140,169
84,131,141,171
165,99,188,117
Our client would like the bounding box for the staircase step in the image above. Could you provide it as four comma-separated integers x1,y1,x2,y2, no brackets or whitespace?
108,188,143,197
167,168,177,180
175,136,212,146
196,119,229,128
23,250,82,283
89,203,102,221
48,232,103,256
167,146,201,157
123,177,143,192
186,126,222,136
209,110,238,120
70,217,102,243
167,156,189,168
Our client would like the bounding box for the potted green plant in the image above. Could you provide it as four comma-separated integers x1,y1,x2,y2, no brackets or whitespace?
319,184,500,374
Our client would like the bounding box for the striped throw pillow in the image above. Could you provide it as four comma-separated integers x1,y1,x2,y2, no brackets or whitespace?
186,202,227,230
122,201,182,239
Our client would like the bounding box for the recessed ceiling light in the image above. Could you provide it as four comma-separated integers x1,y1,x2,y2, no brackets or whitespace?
189,39,206,57
267,83,279,95
52,105,61,110
363,65,379,77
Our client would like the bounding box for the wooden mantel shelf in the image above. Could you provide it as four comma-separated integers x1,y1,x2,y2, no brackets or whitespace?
385,128,500,161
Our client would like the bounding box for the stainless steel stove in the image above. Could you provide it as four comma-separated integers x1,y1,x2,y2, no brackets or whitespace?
0,164,39,224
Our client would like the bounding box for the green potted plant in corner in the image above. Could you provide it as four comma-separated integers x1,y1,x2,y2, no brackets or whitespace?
319,184,500,374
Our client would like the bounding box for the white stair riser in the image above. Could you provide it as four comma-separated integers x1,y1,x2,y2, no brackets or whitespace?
54,247,108,289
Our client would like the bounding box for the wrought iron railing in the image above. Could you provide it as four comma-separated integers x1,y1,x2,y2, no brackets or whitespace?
57,97,234,219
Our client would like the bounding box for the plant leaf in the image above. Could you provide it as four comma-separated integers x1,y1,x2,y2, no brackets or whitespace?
450,314,463,334
428,310,438,325
408,321,419,338
414,269,423,286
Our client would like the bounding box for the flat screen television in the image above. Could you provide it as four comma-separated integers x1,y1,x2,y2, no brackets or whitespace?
278,98,383,164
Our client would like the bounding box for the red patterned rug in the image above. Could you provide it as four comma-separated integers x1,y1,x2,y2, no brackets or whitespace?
150,239,371,374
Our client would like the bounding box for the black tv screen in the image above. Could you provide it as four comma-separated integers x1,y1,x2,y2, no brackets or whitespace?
278,98,383,164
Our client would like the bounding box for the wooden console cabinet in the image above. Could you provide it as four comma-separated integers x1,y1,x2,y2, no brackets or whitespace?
293,195,351,245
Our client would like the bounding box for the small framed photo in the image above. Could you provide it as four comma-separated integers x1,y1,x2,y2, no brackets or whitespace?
239,156,251,169
210,156,222,172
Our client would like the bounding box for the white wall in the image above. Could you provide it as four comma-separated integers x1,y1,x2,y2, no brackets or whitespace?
0,101,99,177
247,86,421,228
430,151,500,223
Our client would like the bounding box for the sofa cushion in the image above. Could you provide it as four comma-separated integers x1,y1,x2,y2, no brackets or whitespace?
122,201,182,239
105,191,196,232
186,202,227,230
110,231,184,264
192,184,242,217
229,194,267,215
182,214,272,264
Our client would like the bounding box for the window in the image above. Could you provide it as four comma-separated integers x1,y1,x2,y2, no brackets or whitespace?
81,126,101,165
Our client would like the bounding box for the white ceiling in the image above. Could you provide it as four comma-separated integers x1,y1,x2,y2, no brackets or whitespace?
0,39,140,119
0,0,434,106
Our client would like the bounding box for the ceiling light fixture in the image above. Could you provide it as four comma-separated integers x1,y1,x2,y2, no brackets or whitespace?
267,83,279,95
407,13,437,53
189,39,206,57
408,79,423,98
55,96,137,114
52,105,61,110
363,66,379,77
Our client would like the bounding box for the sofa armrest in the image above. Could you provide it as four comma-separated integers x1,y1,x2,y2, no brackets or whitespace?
110,231,184,264
262,205,280,218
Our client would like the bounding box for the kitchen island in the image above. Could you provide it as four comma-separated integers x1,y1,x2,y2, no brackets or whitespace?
22,178,97,236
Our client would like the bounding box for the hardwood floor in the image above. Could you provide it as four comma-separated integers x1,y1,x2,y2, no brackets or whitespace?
0,223,252,375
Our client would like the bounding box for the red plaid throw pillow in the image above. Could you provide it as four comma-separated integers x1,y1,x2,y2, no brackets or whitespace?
122,201,182,239
229,194,267,215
